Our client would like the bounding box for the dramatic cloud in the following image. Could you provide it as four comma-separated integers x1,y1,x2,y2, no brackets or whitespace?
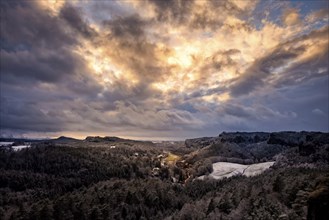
60,4,97,39
0,0,328,139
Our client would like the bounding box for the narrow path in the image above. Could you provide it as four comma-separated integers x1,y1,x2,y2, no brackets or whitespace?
242,165,250,175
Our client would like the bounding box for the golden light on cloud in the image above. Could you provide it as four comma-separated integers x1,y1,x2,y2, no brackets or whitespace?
1,0,329,139
36,0,65,15
167,53,192,69
67,0,327,106
74,39,141,89
153,80,176,93
202,92,231,103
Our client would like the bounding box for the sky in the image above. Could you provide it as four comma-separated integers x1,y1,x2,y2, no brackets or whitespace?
0,0,328,140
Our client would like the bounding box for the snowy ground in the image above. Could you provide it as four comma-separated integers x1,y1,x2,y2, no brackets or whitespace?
199,161,275,180
0,142,31,151
12,145,31,151
0,142,14,146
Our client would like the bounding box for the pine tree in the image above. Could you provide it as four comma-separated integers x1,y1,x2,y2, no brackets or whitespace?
273,176,285,193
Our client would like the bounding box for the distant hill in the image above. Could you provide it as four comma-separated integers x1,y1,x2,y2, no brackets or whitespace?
85,136,126,142
51,136,80,143
185,131,329,149
84,136,154,145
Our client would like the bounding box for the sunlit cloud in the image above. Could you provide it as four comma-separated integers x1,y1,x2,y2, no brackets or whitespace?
35,0,66,15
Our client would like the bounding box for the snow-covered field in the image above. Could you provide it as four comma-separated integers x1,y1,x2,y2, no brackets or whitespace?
12,145,31,151
0,142,14,146
199,161,275,180
0,142,31,151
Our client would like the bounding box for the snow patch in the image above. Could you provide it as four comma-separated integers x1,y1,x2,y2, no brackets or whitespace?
0,142,14,146
12,145,31,151
199,161,275,180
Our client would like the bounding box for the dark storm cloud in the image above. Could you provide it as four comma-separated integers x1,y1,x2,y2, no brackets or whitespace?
216,73,328,132
261,48,304,73
60,4,97,39
1,48,83,84
188,2,226,30
147,0,251,30
0,1,104,134
215,100,292,123
0,1,82,84
1,83,109,134
0,1,75,49
197,49,241,81
0,97,64,132
279,32,328,74
99,14,174,90
220,103,254,119
0,1,102,89
147,0,195,23
271,28,329,88
230,48,303,96
272,51,328,88
107,101,202,131
189,0,255,30
265,77,328,131
230,26,328,97
104,14,146,40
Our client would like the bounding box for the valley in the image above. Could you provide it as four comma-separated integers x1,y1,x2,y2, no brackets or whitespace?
0,131,328,220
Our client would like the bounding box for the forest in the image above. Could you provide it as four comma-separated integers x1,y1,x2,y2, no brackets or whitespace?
0,132,328,220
